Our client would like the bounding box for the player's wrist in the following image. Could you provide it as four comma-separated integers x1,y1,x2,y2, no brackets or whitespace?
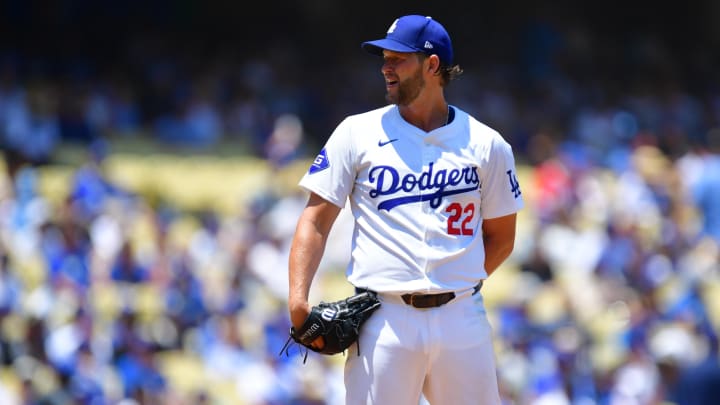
288,301,311,328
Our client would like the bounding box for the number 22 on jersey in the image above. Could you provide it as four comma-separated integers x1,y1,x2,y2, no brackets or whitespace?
445,202,475,235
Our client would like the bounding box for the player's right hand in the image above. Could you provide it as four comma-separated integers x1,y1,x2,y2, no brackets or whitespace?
289,301,325,350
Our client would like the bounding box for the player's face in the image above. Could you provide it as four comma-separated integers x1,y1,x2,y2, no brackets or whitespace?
382,51,425,106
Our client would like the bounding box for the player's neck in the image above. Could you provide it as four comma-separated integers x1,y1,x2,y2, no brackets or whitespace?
398,95,450,132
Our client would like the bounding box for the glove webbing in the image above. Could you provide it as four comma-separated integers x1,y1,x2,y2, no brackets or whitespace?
279,334,310,363
278,322,365,364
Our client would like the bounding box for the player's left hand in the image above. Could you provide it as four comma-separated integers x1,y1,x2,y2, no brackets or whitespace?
282,291,381,359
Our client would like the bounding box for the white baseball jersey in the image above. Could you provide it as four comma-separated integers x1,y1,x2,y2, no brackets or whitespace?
299,104,523,293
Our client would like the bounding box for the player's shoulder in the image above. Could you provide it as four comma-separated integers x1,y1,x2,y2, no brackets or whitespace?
327,105,394,147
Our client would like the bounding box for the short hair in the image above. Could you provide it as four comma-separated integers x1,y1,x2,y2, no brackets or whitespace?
416,53,463,86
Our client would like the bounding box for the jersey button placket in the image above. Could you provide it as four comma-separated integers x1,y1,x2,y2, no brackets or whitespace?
421,141,433,218
420,140,433,275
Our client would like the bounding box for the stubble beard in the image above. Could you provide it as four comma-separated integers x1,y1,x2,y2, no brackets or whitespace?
385,66,425,106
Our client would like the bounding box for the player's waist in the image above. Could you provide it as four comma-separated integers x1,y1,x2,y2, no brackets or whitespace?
354,281,483,309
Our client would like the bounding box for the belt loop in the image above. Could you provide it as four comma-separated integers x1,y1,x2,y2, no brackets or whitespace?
472,280,483,295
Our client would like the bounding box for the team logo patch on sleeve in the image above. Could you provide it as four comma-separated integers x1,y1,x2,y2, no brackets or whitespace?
308,148,330,174
506,169,522,198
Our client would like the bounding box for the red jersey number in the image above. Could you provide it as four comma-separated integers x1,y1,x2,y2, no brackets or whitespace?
446,202,475,236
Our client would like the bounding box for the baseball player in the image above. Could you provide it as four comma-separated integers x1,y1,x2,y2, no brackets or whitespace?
287,14,524,404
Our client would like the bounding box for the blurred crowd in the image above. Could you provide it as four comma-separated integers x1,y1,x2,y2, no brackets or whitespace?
1,7,720,405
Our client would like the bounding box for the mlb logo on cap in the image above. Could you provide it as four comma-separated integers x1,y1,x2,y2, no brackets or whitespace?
361,15,454,65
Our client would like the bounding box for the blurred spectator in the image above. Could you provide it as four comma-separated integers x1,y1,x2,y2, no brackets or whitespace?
154,79,223,148
651,323,720,405
111,309,167,400
109,241,150,284
68,138,135,225
0,249,22,316
57,81,100,144
67,344,106,404
225,85,273,153
264,113,305,169
689,130,720,242
84,77,142,136
164,256,209,333
40,198,93,292
1,82,60,178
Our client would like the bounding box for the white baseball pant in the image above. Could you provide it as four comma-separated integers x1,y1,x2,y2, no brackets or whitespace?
344,288,501,405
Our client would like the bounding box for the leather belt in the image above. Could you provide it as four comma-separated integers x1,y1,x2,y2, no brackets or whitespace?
357,281,483,309
401,291,455,308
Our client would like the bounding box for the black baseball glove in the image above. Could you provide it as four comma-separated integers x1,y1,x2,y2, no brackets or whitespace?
281,290,381,361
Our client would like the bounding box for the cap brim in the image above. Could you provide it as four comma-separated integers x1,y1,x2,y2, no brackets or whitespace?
361,38,419,56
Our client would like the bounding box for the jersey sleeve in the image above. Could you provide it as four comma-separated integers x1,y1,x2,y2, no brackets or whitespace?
298,117,356,208
480,135,524,219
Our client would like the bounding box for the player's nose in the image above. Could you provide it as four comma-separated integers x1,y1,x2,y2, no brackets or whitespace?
381,61,395,74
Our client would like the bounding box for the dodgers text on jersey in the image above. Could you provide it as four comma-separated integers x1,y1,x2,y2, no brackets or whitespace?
368,162,480,211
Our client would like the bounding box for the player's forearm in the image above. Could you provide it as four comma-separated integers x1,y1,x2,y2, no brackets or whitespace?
288,226,328,328
481,213,517,277
288,219,328,306
288,194,341,309
483,237,514,276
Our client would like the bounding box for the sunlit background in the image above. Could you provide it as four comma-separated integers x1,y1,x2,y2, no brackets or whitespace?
1,1,719,404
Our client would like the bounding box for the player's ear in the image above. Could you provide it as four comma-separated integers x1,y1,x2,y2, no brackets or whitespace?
428,55,441,75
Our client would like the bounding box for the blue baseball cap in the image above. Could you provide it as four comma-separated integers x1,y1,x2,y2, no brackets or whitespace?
361,15,454,65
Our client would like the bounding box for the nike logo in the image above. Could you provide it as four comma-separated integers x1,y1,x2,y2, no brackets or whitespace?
378,138,398,147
